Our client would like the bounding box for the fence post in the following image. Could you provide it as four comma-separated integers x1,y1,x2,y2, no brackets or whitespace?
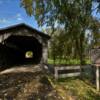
96,66,99,91
55,67,58,80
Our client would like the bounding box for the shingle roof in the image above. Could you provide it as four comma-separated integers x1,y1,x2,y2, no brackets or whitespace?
0,23,50,39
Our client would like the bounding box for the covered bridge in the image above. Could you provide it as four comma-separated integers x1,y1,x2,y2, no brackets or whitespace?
0,23,50,67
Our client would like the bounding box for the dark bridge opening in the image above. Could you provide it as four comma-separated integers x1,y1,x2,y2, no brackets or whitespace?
0,35,42,67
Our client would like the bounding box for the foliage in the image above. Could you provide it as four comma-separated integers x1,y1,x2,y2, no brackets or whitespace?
90,18,100,47
21,0,100,65
47,27,91,65
25,51,33,58
93,0,100,12
21,0,92,27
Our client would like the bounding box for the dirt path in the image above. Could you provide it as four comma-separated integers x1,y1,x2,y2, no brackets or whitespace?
0,65,62,100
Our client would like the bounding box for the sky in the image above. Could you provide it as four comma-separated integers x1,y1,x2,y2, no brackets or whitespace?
0,0,100,30
0,0,39,29
92,2,100,20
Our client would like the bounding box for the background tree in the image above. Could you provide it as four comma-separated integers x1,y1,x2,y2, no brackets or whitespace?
21,0,95,65
90,18,100,47
93,0,100,11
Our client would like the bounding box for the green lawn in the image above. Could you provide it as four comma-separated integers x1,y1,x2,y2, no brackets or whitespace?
48,58,91,65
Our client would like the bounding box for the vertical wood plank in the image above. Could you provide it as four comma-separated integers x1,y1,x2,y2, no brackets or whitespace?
42,41,48,64
96,66,99,91
55,67,58,80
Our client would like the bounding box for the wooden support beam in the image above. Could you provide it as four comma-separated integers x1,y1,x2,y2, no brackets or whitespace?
96,66,100,91
55,67,58,80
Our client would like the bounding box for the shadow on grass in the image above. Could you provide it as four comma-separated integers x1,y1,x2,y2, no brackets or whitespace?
55,77,100,100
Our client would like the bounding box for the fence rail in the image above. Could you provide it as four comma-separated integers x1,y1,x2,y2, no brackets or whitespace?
54,66,81,79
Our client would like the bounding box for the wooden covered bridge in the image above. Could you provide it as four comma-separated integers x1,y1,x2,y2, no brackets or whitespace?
0,23,50,67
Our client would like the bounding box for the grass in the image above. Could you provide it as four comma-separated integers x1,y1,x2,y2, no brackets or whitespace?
47,65,100,100
48,58,91,65
54,78,100,100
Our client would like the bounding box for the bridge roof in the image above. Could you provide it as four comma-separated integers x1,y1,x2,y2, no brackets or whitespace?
0,23,50,39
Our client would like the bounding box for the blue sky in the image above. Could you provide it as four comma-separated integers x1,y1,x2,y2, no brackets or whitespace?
0,0,39,29
92,2,100,20
0,0,100,30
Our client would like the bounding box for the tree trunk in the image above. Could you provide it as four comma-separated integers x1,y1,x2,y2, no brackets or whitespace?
79,32,85,65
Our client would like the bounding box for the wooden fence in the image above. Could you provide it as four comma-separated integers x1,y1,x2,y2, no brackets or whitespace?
54,66,81,79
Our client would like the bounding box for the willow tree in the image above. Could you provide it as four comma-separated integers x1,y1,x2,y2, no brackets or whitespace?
21,0,93,65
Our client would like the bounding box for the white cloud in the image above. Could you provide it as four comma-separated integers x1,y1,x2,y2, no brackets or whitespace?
0,13,23,24
15,13,23,21
17,17,23,21
0,19,8,23
16,14,21,17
